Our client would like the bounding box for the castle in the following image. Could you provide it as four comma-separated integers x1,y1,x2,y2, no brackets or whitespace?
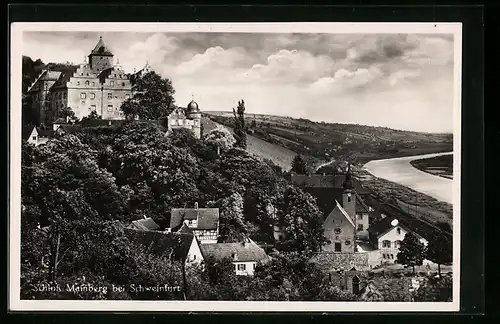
167,98,202,139
26,37,145,124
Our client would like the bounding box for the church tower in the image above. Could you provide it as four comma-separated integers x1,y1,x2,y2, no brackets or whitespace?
342,164,357,224
88,36,114,73
186,96,202,139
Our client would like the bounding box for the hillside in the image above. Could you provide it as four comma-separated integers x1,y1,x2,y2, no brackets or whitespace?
202,117,300,172
204,111,453,166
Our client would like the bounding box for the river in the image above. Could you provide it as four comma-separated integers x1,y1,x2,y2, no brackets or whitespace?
363,152,454,204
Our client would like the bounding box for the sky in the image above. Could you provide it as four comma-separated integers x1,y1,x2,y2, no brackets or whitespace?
22,31,456,133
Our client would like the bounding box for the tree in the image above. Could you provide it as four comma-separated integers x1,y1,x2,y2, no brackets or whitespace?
396,232,427,275
81,110,102,123
233,99,247,149
291,154,307,175
425,234,452,278
279,186,326,253
209,193,248,243
250,119,257,128
204,126,236,152
120,71,176,120
56,106,78,123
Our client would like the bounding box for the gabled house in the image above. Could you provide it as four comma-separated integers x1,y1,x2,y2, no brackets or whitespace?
22,125,52,146
368,217,429,264
170,202,219,244
199,238,270,276
124,228,203,265
127,217,160,231
322,198,356,253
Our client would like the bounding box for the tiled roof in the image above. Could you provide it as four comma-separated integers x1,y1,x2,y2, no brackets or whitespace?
325,200,356,228
90,37,114,56
53,118,67,124
124,227,194,261
170,208,219,230
58,125,80,134
309,252,370,272
37,128,54,138
200,240,269,263
176,222,194,234
128,217,160,231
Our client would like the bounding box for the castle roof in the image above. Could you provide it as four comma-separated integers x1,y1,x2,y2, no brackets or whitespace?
187,100,200,113
90,37,114,56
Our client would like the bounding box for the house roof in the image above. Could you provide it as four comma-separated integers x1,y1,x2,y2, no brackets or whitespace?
90,37,114,56
124,228,195,261
290,174,370,194
367,215,426,241
51,66,79,89
309,252,370,272
176,222,194,234
170,208,219,230
37,128,54,138
57,125,80,134
199,239,269,263
53,118,68,124
22,125,36,140
128,217,160,231
355,192,370,213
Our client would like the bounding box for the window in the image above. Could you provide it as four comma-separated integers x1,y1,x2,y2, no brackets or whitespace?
383,254,386,259
395,240,402,248
120,74,122,78
358,214,363,220
345,240,351,246
122,82,125,86
85,81,89,86
253,264,256,270
348,196,352,203
390,254,394,259
32,136,37,141
92,82,95,86
193,255,196,260
86,73,89,76
90,93,95,99
334,228,341,234
382,240,391,248
237,264,246,271
107,93,112,99
80,93,86,99
334,242,342,252
397,227,401,235
76,81,80,86
357,224,364,231
110,81,114,86
278,235,284,242
107,105,113,112
233,264,236,271
114,74,116,77
170,119,176,126
178,119,183,125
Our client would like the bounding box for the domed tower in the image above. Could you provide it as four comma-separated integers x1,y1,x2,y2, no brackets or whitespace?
186,96,201,139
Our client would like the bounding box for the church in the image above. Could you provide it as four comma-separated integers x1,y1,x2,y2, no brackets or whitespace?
26,37,149,124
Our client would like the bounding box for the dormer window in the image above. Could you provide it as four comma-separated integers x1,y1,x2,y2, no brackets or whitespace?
397,228,401,235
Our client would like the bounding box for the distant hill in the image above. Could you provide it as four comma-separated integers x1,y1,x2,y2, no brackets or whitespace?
203,111,453,166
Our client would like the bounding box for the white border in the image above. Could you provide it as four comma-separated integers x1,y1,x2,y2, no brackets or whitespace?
9,22,462,312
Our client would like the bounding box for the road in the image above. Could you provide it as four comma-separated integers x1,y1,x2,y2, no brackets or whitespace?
363,152,454,204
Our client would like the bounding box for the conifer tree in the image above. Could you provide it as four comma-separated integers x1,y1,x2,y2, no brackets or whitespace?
233,100,247,149
291,154,307,175
426,234,452,278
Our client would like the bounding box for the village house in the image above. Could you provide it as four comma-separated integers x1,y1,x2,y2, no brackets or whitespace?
22,125,52,146
368,217,429,264
199,238,270,276
169,202,220,244
127,216,160,231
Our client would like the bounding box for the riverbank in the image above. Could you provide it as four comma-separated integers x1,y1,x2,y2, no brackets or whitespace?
410,154,453,180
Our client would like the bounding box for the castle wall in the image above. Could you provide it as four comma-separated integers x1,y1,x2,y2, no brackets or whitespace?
89,55,114,72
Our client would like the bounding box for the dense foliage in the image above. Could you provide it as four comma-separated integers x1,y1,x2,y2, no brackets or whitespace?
233,99,247,149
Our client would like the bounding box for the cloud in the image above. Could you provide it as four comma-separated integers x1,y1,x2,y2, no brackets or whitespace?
21,31,456,132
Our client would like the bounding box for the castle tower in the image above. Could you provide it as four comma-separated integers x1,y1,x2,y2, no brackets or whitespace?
88,36,114,73
186,95,202,139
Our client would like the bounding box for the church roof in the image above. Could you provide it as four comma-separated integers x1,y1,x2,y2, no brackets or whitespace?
90,37,114,56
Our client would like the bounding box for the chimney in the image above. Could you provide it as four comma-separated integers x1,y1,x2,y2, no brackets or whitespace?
143,215,147,219
108,120,112,126
194,202,198,209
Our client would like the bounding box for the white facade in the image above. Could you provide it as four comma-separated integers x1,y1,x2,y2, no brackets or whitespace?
356,212,370,240
25,127,50,147
185,237,204,265
378,225,428,264
233,261,258,276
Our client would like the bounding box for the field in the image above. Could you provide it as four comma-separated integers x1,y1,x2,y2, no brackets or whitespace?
202,117,302,171
410,154,453,180
203,111,453,167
